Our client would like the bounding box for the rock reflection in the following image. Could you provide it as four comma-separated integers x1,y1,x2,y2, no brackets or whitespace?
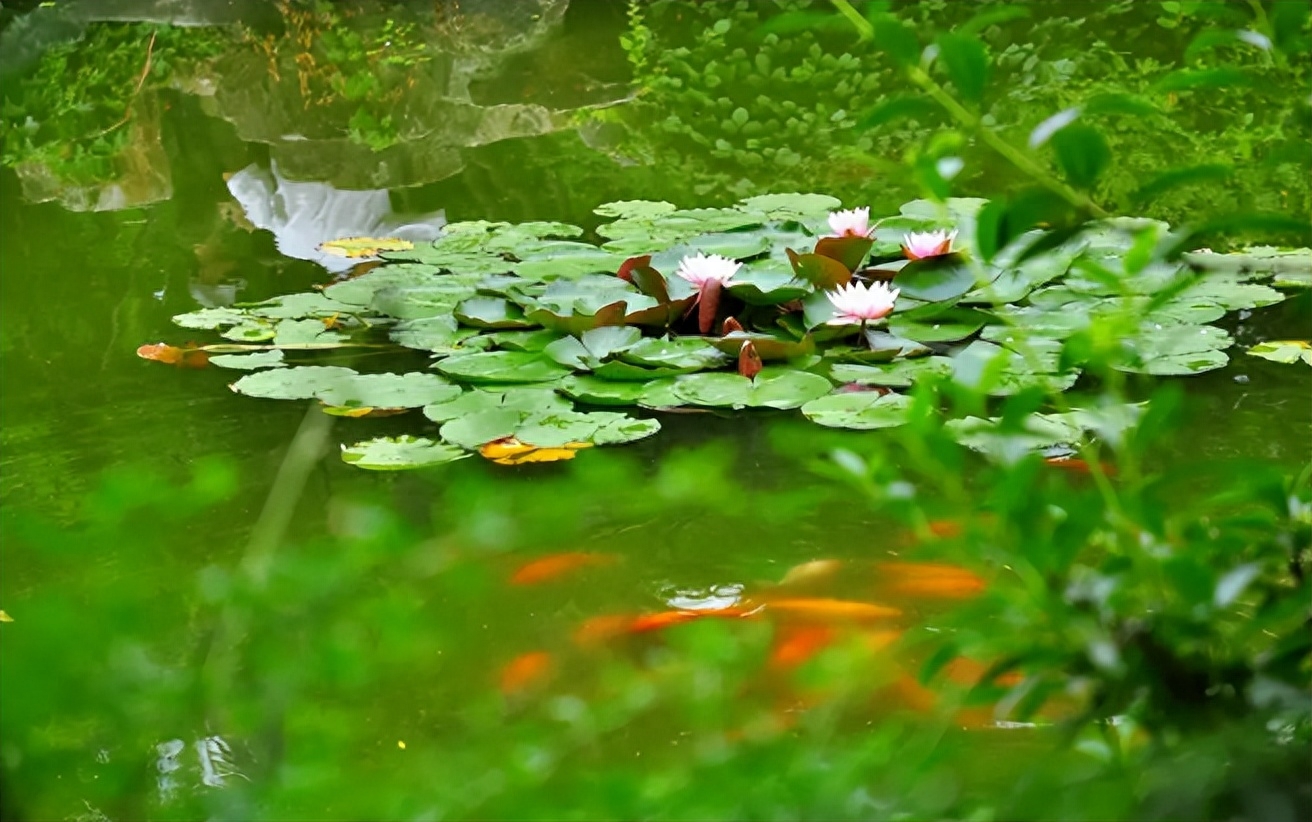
225,161,446,274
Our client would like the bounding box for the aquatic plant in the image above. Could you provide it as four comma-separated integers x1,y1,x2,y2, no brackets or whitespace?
146,193,1310,469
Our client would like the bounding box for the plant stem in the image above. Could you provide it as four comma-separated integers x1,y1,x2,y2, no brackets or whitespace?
830,0,874,40
907,66,1110,218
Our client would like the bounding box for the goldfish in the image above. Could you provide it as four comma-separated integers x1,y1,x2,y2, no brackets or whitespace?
760,598,901,622
875,562,986,598
509,552,617,586
498,651,555,696
573,606,758,646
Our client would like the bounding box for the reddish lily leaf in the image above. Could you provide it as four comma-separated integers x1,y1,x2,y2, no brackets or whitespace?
737,340,764,379
624,295,695,328
616,254,652,282
814,236,874,273
721,316,745,334
786,247,852,289
510,551,617,585
697,279,723,335
137,343,210,369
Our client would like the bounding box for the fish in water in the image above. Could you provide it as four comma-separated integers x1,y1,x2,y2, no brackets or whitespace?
509,552,617,586
498,650,555,696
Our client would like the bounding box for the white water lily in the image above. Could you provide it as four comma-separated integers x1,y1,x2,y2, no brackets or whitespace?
675,252,741,287
825,281,899,325
827,207,874,238
902,229,957,260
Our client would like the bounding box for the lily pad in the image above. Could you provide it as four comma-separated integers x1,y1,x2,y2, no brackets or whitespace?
1247,340,1312,366
557,375,658,406
391,316,481,354
208,350,287,370
828,357,954,387
801,392,916,430
436,351,571,384
454,297,535,329
739,193,842,221
230,366,359,400
423,387,571,423
314,373,462,410
620,337,729,370
672,369,833,410
894,254,977,302
543,326,643,370
341,436,469,471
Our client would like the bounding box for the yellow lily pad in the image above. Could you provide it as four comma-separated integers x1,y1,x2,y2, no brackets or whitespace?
319,237,415,258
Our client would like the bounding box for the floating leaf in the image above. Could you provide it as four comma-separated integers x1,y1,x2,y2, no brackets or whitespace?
543,326,643,370
341,436,468,470
828,357,954,387
673,369,832,410
787,248,852,289
454,297,534,329
436,352,571,384
315,373,462,410
208,350,286,370
558,376,663,406
320,236,414,258
801,392,915,430
230,366,358,400
1247,340,1312,367
889,308,988,343
894,254,977,302
814,236,874,272
738,193,842,221
620,337,728,370
480,437,591,465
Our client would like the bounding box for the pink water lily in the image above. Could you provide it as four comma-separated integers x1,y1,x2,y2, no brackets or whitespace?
827,207,875,238
825,281,899,325
675,252,741,288
902,229,957,260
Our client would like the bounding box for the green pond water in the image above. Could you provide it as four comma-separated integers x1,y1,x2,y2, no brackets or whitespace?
1,2,1310,820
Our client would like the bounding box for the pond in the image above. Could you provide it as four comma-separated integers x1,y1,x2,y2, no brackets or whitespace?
1,2,1309,820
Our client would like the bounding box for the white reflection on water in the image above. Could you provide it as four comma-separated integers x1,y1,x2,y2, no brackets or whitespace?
663,583,744,611
227,161,447,274
155,734,246,801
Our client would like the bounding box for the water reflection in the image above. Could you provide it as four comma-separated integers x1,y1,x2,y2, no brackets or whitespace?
225,160,446,274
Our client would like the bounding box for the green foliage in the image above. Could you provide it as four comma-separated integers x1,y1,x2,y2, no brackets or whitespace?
601,0,1311,229
0,23,225,183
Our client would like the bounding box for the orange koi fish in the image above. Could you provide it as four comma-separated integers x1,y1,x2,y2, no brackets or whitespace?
573,606,758,646
875,562,986,598
768,625,838,671
761,598,902,622
498,651,555,696
509,552,617,586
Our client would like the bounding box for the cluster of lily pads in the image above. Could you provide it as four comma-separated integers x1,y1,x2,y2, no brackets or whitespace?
161,193,1309,470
